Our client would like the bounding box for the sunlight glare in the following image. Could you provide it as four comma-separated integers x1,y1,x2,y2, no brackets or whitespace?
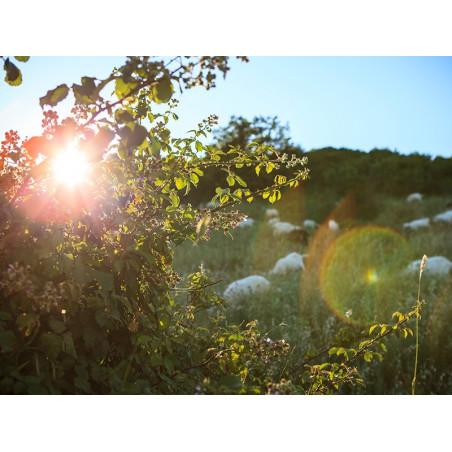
52,145,89,187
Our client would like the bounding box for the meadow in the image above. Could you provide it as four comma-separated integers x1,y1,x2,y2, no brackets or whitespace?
174,188,452,394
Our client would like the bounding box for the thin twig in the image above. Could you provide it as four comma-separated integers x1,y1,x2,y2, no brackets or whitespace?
169,279,223,292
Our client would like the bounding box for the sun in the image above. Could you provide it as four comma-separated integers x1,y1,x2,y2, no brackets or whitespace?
52,144,89,187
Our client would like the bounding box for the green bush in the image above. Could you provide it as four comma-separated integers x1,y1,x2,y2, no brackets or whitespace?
0,56,310,394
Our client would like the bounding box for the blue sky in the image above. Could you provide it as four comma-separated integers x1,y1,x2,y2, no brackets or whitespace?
1,56,451,158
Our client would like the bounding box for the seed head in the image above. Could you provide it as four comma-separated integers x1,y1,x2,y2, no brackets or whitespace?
420,255,428,274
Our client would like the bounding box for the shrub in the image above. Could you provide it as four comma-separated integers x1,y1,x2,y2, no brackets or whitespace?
0,56,308,394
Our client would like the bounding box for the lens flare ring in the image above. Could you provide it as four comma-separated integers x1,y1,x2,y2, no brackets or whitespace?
318,225,411,326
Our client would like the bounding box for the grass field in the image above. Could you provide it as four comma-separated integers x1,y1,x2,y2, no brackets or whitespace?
173,187,452,394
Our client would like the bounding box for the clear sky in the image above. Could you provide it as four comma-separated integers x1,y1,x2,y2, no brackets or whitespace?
1,56,451,158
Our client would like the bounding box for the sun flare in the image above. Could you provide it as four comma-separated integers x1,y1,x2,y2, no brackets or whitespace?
366,267,379,284
52,145,89,187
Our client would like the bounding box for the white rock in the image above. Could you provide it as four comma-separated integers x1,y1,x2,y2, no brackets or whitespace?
223,275,270,303
328,220,339,232
403,218,430,230
407,193,423,202
303,219,318,230
433,210,452,224
270,252,308,275
406,256,452,276
271,221,303,237
265,208,279,221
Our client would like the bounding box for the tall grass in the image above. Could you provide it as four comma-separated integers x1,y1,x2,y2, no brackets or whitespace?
173,190,452,394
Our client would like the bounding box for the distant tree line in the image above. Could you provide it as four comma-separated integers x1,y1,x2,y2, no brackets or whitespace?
187,115,452,207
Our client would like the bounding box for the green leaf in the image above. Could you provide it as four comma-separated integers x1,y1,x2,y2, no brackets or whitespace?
62,332,77,357
175,177,186,190
218,375,242,390
195,141,203,152
74,377,91,393
115,77,138,100
72,77,98,105
14,56,30,62
119,124,148,150
49,319,66,334
0,311,13,321
255,164,262,176
115,109,134,124
169,193,180,207
38,332,62,359
3,58,22,86
0,327,16,352
266,162,275,174
369,324,378,335
39,84,69,108
328,347,338,356
137,335,152,345
16,313,37,337
92,270,114,292
75,364,89,380
152,77,173,104
226,175,235,186
190,172,199,185
150,138,161,157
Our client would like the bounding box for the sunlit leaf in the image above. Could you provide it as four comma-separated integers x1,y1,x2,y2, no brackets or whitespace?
152,77,173,104
3,58,22,86
39,84,69,108
73,77,98,105
115,77,138,100
169,193,180,207
369,324,378,335
175,177,186,190
115,109,134,124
